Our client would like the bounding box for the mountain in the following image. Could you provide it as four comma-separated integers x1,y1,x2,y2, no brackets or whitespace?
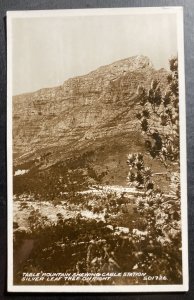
13,55,168,185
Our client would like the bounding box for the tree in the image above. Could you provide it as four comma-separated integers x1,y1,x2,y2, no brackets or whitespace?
136,57,179,163
127,57,182,283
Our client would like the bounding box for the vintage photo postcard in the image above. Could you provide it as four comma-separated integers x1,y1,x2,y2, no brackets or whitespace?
7,7,188,292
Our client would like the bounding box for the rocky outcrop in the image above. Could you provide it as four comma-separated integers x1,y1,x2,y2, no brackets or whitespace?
13,55,168,166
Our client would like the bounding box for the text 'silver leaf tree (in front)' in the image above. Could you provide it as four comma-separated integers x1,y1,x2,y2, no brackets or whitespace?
127,58,182,283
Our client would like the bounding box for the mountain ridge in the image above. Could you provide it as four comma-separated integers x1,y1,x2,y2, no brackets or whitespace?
13,55,156,97
13,55,168,171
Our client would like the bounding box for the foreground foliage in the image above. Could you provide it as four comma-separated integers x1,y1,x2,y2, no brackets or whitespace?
126,57,182,282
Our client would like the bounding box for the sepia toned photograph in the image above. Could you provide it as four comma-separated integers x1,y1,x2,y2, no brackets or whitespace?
7,7,188,292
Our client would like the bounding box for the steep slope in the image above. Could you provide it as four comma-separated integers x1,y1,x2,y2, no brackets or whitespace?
13,55,168,172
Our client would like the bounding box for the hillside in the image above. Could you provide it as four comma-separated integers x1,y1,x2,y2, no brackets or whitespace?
13,56,167,171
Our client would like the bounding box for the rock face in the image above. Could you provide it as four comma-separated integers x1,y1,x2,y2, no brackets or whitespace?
13,55,167,167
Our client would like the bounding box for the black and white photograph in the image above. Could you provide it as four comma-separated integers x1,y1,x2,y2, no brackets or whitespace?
7,7,188,292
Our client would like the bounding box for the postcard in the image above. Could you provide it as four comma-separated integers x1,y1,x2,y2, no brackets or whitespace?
7,7,188,292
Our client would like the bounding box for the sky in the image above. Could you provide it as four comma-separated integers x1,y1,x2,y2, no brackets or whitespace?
12,11,178,95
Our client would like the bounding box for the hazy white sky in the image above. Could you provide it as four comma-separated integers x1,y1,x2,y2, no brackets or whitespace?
12,12,177,95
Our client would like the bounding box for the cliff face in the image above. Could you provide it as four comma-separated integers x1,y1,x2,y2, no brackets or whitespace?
13,55,168,168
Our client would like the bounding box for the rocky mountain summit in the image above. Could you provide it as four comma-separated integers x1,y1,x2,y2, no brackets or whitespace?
13,55,168,170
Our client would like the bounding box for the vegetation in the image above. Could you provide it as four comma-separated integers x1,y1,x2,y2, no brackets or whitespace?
13,57,182,285
136,57,179,163
13,150,108,201
127,57,182,283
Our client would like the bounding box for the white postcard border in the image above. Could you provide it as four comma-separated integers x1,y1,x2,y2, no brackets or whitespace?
7,6,188,293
